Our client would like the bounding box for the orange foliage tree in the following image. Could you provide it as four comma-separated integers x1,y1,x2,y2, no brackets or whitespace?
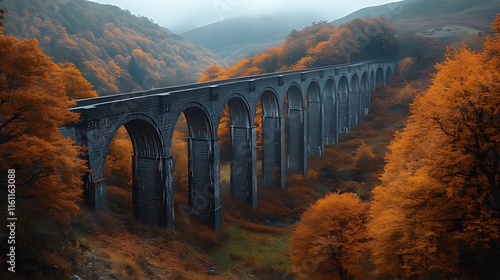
104,127,133,188
54,62,99,100
0,34,92,220
368,15,500,279
172,116,189,190
199,65,224,82
352,141,378,176
289,192,370,280
217,105,232,161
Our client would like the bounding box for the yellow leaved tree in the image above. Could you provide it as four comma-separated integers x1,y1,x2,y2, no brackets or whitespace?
0,34,95,221
289,192,370,280
368,14,500,279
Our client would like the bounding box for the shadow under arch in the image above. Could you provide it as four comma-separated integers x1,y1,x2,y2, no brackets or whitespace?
172,104,221,230
285,83,307,174
224,95,257,207
323,78,338,145
370,69,376,90
307,80,323,156
360,72,370,114
338,75,350,133
386,66,393,82
350,73,360,127
259,88,285,189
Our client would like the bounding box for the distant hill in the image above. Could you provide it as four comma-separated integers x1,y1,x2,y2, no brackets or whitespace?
0,0,225,95
199,18,398,82
182,0,499,61
330,3,399,26
332,0,500,34
181,14,320,60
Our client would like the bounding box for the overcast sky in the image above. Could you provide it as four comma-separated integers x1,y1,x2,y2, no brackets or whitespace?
90,0,401,33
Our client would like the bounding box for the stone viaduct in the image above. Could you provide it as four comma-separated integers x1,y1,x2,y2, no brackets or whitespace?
65,59,395,231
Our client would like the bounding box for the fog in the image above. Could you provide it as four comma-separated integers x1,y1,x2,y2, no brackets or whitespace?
90,0,401,33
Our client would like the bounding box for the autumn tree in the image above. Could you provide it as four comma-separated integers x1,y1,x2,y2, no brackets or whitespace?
104,127,133,188
289,192,370,280
199,64,224,82
218,105,232,161
54,62,99,100
352,141,378,178
0,34,91,218
172,116,189,189
368,15,500,279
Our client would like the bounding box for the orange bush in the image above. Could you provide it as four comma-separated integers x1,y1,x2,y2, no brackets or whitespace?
289,192,370,279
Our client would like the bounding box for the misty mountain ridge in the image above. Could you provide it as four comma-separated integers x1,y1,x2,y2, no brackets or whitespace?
185,0,499,61
1,0,498,95
181,13,326,60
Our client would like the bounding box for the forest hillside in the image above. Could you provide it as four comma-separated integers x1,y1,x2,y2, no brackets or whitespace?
198,16,398,81
183,0,500,63
0,0,225,95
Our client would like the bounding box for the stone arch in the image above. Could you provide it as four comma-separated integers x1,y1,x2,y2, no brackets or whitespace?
323,78,337,145
258,88,284,189
226,96,251,127
223,95,257,207
260,90,280,117
338,75,350,133
101,113,164,176
170,103,214,153
172,103,220,229
182,106,213,139
350,73,360,126
307,80,323,155
360,72,370,114
285,83,306,174
286,83,304,110
102,113,166,225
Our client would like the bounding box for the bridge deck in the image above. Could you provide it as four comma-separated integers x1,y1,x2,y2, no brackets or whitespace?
72,59,391,109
